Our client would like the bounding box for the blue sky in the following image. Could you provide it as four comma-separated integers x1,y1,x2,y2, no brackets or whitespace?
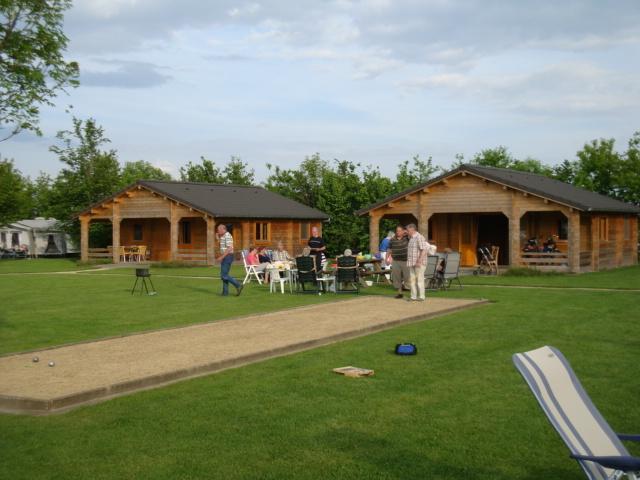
2,0,639,181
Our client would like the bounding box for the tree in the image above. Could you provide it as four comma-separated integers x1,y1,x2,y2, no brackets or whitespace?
0,0,79,140
621,131,640,205
0,158,31,223
30,171,54,217
465,146,553,175
180,156,255,185
394,155,439,191
563,132,640,205
470,146,514,169
180,156,224,183
552,159,577,184
48,117,120,240
120,160,171,187
222,156,254,185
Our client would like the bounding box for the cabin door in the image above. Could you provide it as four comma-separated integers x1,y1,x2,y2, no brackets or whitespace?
459,214,478,266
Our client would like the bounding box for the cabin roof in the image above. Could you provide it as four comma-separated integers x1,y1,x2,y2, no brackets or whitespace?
356,164,640,215
79,181,329,220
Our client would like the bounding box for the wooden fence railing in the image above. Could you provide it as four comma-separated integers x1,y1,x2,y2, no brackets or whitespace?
175,248,207,264
520,252,569,271
87,248,112,259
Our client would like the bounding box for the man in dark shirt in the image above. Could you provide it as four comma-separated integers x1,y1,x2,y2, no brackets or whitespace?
308,226,326,271
386,225,409,299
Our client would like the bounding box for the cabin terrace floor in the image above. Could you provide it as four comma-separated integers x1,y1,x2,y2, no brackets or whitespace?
0,296,486,415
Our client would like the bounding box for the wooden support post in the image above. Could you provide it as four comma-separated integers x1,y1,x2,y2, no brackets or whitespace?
419,212,432,240
288,220,295,256
631,216,639,265
369,212,381,254
567,211,581,273
170,203,179,261
508,209,521,268
80,216,90,262
112,203,121,264
206,216,216,266
241,221,251,252
591,216,599,272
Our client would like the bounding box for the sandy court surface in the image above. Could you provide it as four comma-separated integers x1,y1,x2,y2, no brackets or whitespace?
0,296,485,413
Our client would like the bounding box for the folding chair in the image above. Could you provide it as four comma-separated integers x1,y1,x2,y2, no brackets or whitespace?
295,255,320,294
424,255,441,290
442,252,462,289
513,346,640,480
335,255,359,293
489,245,500,275
241,250,264,285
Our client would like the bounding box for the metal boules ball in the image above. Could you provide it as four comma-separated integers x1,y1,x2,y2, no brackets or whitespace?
48,361,55,367
32,356,39,363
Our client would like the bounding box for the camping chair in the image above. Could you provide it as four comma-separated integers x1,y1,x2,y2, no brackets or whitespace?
442,252,462,289
424,255,441,290
489,245,500,275
295,255,320,294
335,255,359,293
513,346,640,480
241,250,264,285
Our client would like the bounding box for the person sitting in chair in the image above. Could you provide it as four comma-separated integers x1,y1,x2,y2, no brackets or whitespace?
247,246,271,282
257,246,272,263
272,241,292,262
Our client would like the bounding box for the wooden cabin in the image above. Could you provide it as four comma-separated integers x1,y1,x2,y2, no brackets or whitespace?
78,180,329,265
357,165,639,273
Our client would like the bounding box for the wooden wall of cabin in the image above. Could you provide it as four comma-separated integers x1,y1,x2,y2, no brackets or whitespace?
589,213,638,270
120,218,171,261
216,219,323,258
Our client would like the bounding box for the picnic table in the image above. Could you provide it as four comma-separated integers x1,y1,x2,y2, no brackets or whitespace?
357,258,391,285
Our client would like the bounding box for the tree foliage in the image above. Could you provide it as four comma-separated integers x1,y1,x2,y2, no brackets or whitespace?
265,154,441,253
0,158,31,223
179,156,254,185
462,146,553,175
556,132,640,205
0,0,79,140
120,160,172,187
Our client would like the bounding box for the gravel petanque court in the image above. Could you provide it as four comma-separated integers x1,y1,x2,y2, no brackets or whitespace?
0,296,486,414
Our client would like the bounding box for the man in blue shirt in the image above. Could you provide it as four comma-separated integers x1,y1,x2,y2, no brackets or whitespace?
379,231,394,262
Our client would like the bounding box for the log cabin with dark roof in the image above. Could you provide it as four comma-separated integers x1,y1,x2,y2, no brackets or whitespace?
356,164,639,273
78,181,329,265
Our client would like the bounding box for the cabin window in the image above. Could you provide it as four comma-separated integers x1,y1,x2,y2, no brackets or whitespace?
598,217,609,241
181,221,191,244
300,222,310,240
11,232,19,247
255,222,270,242
557,218,568,240
0,232,5,247
623,217,631,241
133,224,143,241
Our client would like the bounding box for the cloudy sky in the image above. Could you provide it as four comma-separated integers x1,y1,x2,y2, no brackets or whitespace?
3,0,640,180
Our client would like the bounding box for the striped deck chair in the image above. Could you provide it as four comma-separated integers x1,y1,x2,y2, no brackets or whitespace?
513,346,640,480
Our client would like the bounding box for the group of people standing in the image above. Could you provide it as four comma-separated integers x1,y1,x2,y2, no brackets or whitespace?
384,224,435,302
215,224,327,297
215,222,433,301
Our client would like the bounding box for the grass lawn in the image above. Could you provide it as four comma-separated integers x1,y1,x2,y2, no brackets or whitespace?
464,264,640,290
0,265,639,479
0,258,99,274
0,272,345,355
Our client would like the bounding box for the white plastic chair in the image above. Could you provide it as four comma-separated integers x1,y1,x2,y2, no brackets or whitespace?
241,250,264,285
269,267,292,294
